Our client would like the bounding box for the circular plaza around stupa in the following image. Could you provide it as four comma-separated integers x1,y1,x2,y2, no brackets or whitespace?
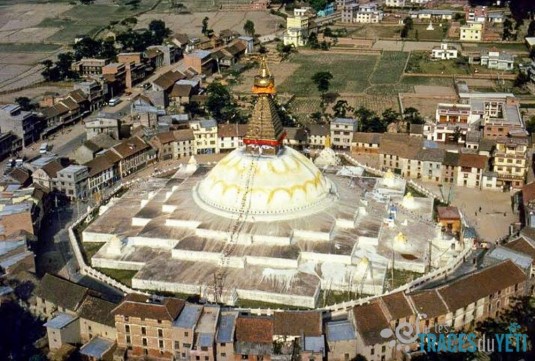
81,62,464,308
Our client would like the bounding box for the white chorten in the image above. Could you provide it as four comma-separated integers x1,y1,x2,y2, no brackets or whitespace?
402,192,416,209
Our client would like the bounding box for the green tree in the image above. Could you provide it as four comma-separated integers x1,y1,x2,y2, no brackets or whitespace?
528,20,535,37
14,97,34,111
309,0,327,12
100,38,117,59
319,40,330,50
73,37,102,60
243,20,255,37
149,20,171,44
206,82,234,121
403,17,414,30
400,26,409,38
323,27,334,37
381,108,400,125
310,111,323,123
184,101,205,117
525,116,535,134
308,32,320,49
355,106,384,132
403,107,424,125
0,300,46,360
311,71,333,102
503,18,513,40
333,100,353,118
276,43,294,59
514,72,530,88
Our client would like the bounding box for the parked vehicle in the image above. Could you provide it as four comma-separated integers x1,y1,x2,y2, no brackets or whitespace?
108,97,122,107
39,143,49,154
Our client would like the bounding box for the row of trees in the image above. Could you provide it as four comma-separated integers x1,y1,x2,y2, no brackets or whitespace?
310,70,424,132
41,20,170,82
116,19,171,52
41,53,78,82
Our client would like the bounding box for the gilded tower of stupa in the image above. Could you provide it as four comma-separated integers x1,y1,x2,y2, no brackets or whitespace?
243,58,286,156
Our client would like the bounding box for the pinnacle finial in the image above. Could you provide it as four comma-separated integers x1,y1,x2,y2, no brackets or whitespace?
260,56,269,78
253,56,275,94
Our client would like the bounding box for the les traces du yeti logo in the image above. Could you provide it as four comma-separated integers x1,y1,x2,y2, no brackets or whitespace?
380,313,428,352
380,314,529,354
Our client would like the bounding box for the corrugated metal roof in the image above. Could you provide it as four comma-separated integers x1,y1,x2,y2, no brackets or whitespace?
174,304,203,328
488,247,533,269
80,336,115,358
303,336,325,353
216,311,238,343
326,320,355,342
44,313,77,329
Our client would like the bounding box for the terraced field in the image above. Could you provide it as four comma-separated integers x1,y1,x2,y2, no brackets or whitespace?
277,52,378,95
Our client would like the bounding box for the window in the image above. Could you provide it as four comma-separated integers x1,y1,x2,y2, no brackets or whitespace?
221,353,226,357
221,343,226,347
185,331,189,337
159,340,164,349
126,335,131,345
371,347,375,355
175,341,180,350
196,356,200,361
201,347,208,351
241,356,248,360
142,327,147,335
382,345,386,353
125,325,130,333
158,329,163,338
205,357,209,361
142,338,147,346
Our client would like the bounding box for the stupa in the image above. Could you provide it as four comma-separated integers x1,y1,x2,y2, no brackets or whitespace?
314,136,341,168
83,61,462,308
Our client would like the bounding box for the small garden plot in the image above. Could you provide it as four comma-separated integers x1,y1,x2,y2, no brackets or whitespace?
369,51,408,84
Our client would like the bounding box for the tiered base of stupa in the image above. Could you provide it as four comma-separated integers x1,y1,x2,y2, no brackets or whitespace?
83,162,462,308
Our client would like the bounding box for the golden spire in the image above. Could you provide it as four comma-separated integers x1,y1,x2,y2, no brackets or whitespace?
252,57,276,95
244,57,285,155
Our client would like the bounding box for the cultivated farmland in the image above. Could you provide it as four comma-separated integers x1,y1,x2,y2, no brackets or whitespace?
277,52,378,95
369,51,408,84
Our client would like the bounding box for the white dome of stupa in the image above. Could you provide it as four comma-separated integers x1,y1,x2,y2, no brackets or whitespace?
194,146,336,220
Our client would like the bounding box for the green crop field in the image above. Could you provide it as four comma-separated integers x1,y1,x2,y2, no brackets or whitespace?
408,23,448,41
400,76,455,87
277,53,378,95
0,43,61,53
36,0,159,44
370,51,408,84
